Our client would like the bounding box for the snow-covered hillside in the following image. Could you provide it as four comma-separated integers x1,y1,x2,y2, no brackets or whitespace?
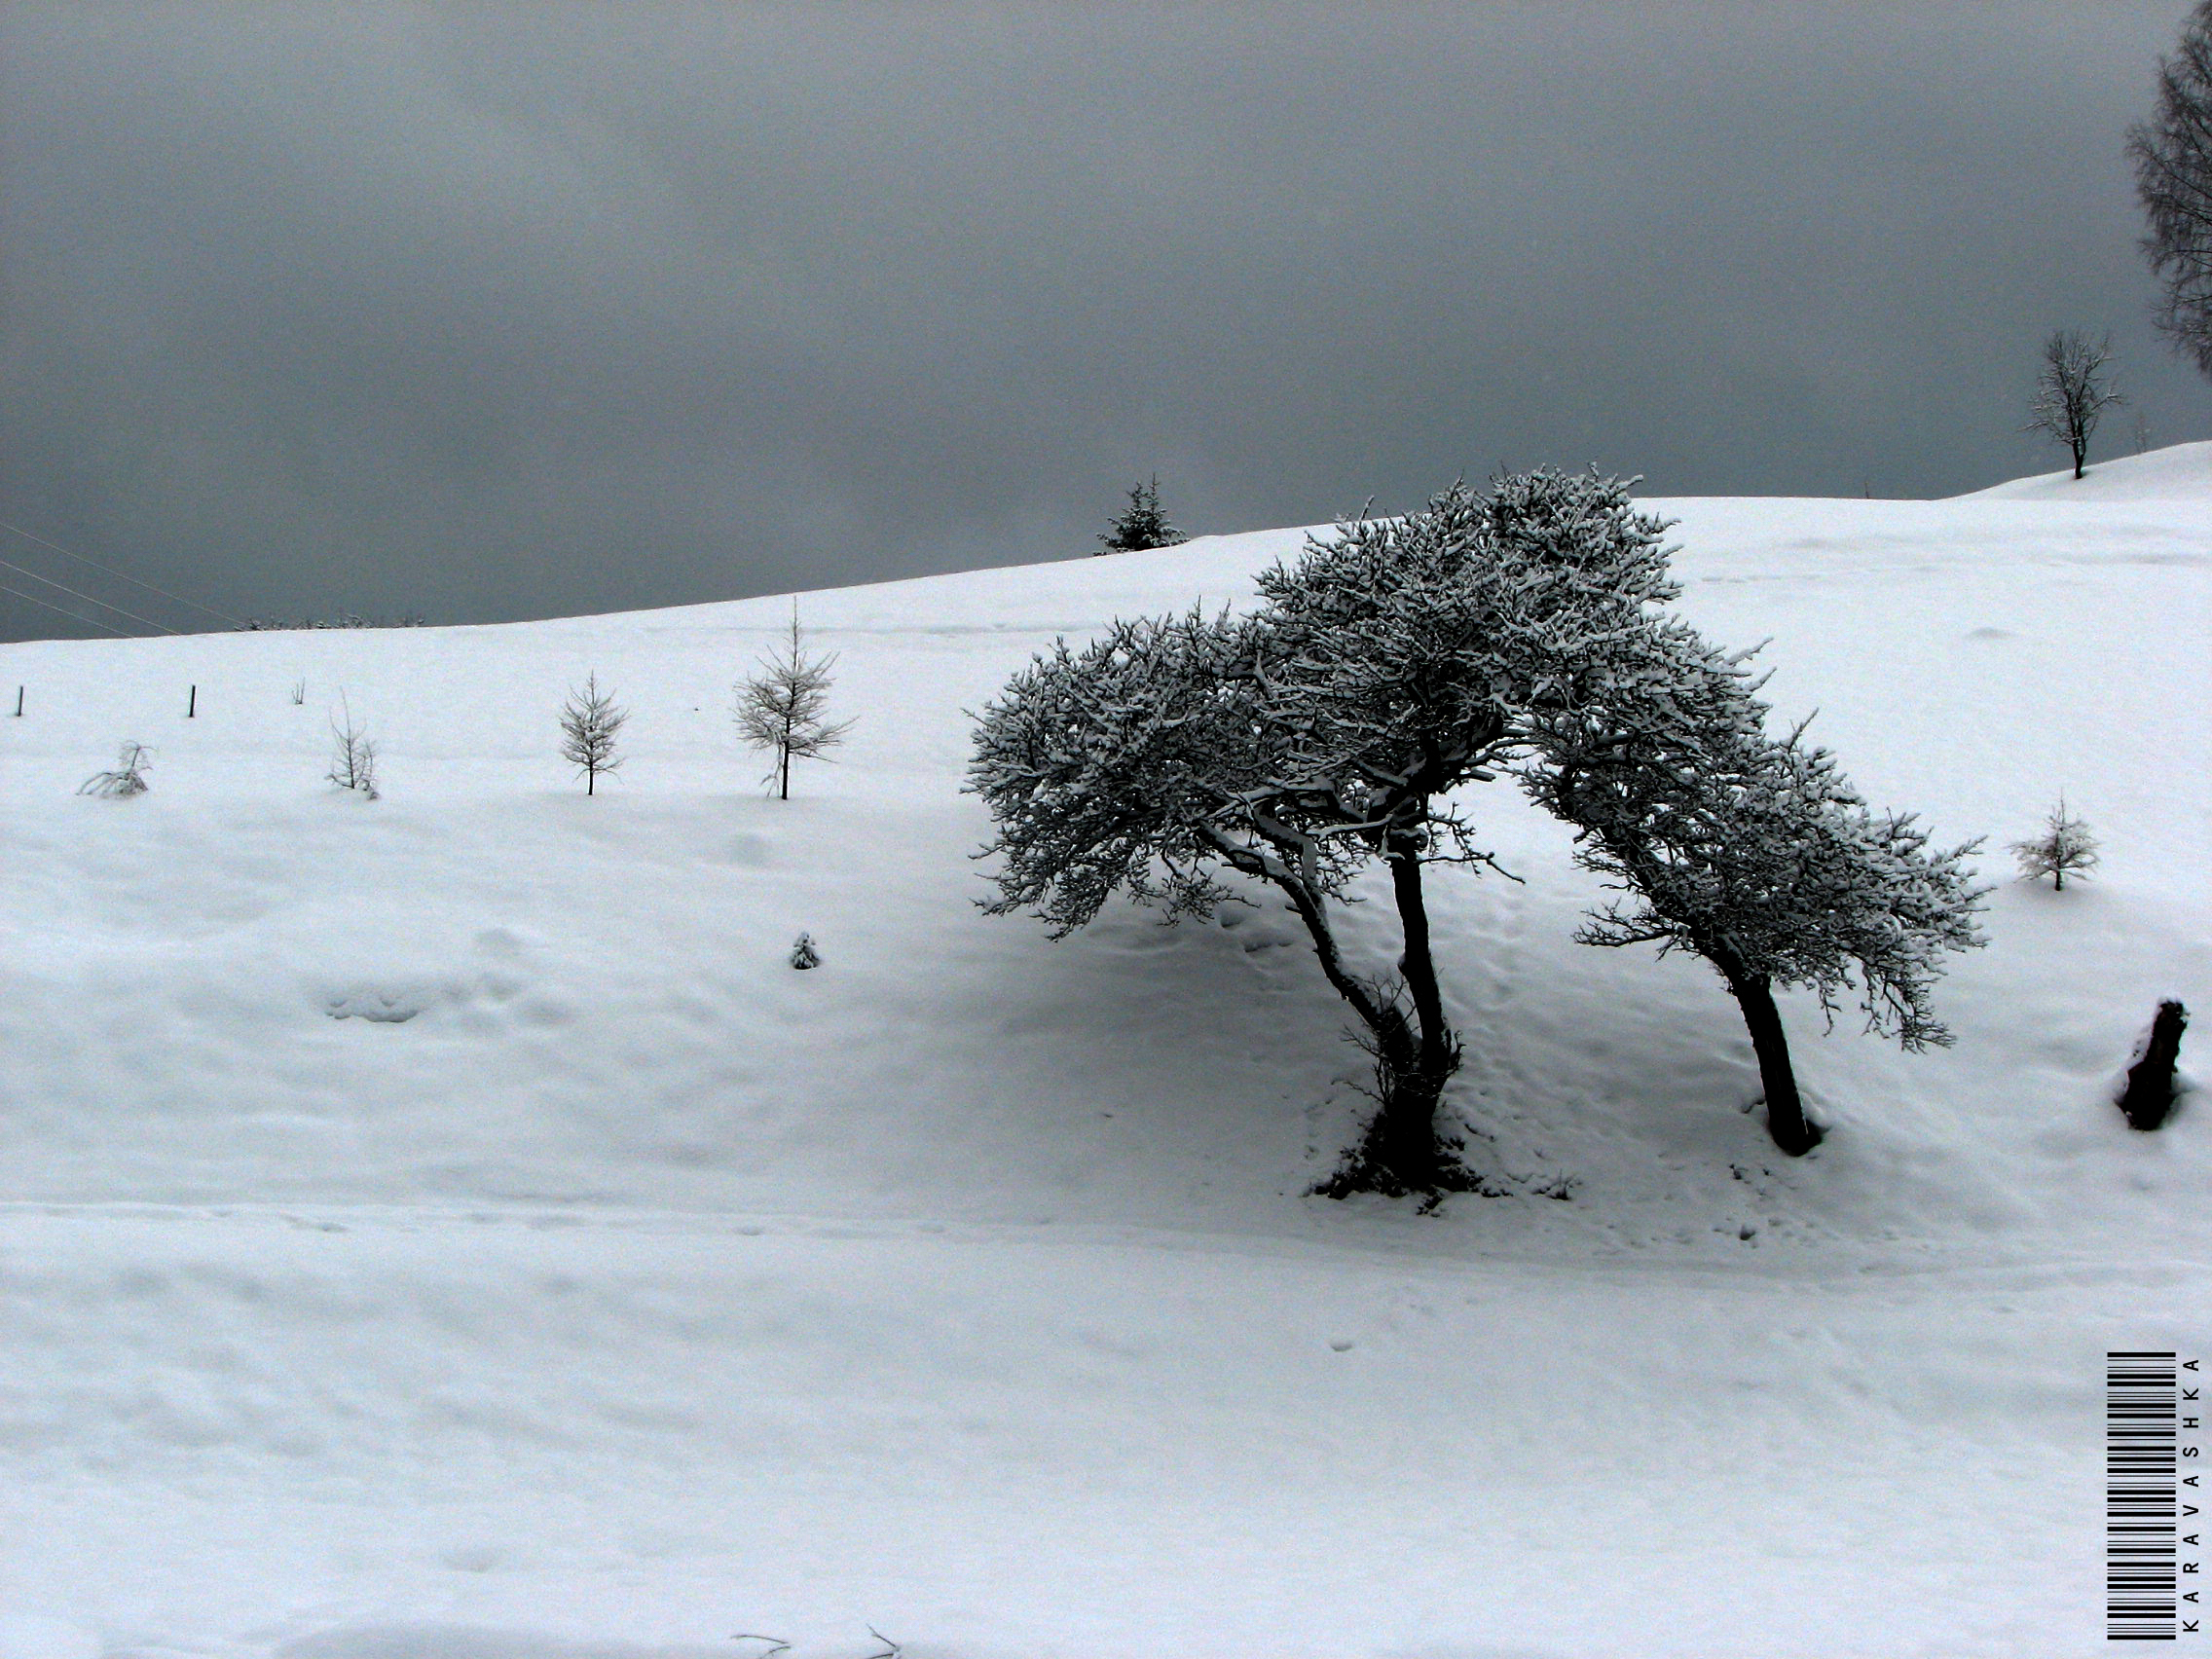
2,461,2206,1658
1956,435,2212,500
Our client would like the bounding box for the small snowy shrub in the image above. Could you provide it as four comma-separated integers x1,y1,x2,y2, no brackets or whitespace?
735,607,852,800
2010,800,2099,891
790,932,821,970
560,673,629,795
327,694,380,798
78,742,152,797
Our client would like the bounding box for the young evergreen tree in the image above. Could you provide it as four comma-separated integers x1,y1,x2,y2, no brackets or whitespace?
559,673,628,795
1096,476,1189,554
735,607,854,800
2010,799,2099,891
1522,627,1987,1156
326,692,379,798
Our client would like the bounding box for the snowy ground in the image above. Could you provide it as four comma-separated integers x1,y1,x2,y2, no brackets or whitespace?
2,448,2207,1657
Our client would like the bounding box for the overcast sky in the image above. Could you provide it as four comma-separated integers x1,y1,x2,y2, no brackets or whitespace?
1,3,2203,642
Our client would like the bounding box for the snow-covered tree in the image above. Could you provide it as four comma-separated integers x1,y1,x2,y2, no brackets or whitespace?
735,607,853,800
1096,476,1189,554
78,741,151,798
559,673,628,795
2025,330,2125,480
2010,799,2099,891
2130,2,2212,379
974,471,1683,1198
1522,628,1987,1156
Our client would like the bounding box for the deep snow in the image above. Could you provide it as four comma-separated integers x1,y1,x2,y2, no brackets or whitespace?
1,454,2205,1657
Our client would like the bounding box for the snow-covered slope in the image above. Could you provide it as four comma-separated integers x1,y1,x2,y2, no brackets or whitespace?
1,461,2207,1658
1955,435,2212,500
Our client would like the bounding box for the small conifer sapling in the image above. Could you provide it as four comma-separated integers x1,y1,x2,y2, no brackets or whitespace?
560,673,629,795
735,607,853,800
1095,476,1190,554
2011,799,2099,890
327,692,380,798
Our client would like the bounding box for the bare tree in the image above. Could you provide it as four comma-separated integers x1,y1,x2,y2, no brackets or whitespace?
559,673,628,795
78,741,152,797
327,692,379,798
2129,1,2212,378
2010,799,2099,891
735,607,853,800
2025,331,2125,480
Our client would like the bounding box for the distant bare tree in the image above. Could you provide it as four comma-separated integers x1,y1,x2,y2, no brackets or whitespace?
734,607,853,800
327,692,379,798
78,741,152,797
2129,2,2212,378
2025,331,2125,480
559,673,628,795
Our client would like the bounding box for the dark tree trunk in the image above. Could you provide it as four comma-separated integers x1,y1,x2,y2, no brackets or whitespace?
1303,845,1467,1199
1388,836,1455,1089
2119,1000,2189,1131
1199,818,1471,1200
1715,953,1823,1157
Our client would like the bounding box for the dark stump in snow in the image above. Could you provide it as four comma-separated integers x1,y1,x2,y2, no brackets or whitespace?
2117,999,2189,1131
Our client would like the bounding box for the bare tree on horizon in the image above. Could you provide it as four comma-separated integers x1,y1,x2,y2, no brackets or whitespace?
2025,331,2125,480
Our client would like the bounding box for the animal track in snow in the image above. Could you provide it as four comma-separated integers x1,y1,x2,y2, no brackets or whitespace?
324,990,420,1023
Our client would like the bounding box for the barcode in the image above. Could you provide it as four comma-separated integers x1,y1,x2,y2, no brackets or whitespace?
2110,1350,2181,1641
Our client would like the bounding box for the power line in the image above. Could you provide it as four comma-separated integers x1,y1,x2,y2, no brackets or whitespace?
0,510,246,627
0,555,178,635
0,578,136,639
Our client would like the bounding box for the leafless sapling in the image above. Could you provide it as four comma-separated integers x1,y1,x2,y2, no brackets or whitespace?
734,607,853,800
2129,1,2212,379
2025,331,2126,480
559,673,628,795
327,692,380,798
2010,799,2099,890
79,741,152,797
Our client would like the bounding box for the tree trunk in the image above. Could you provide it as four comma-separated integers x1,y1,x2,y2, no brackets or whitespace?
1387,836,1455,1089
2118,999,2189,1131
1716,954,1822,1156
1256,858,1459,1194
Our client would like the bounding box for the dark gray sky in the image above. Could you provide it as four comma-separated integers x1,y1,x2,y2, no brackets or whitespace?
2,3,2203,642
